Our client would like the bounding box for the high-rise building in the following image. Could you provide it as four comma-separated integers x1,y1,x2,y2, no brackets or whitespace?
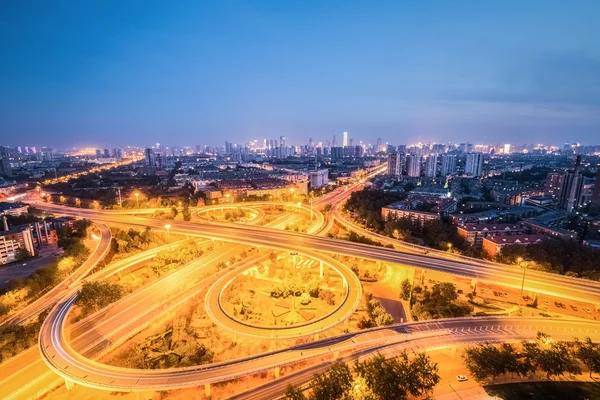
145,148,156,167
0,146,12,177
387,152,402,177
280,136,286,147
425,155,438,178
566,156,583,213
406,154,421,177
503,144,511,154
441,154,457,176
465,153,484,177
544,172,564,201
589,170,600,215
376,138,382,152
331,147,344,160
342,132,348,147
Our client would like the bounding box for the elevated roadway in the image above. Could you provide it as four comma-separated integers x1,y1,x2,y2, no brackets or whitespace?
33,204,600,304
39,312,600,392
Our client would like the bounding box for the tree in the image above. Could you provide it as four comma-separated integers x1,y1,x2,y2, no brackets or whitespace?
14,248,31,261
76,281,122,315
354,352,439,400
400,279,411,301
284,384,307,400
188,344,214,365
575,337,600,378
311,361,353,400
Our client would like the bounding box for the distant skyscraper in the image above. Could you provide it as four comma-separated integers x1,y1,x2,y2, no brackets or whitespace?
145,148,156,167
280,136,286,147
376,137,382,152
0,146,12,177
503,144,511,154
465,153,484,177
425,155,438,178
441,154,457,176
406,154,421,177
331,147,344,160
387,152,402,177
342,132,348,147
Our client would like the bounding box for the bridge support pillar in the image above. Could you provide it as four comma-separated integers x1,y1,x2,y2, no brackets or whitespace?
273,366,280,378
319,261,323,278
64,378,75,390
333,351,340,360
205,383,211,398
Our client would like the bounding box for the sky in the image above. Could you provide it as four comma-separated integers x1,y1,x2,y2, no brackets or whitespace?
1,1,599,148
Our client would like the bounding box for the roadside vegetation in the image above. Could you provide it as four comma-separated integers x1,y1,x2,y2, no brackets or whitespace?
0,219,92,318
410,282,473,320
284,351,439,400
0,309,49,362
463,332,600,381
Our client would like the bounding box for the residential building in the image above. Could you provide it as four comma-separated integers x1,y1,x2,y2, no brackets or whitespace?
465,153,483,177
456,223,524,245
387,152,402,177
0,226,35,264
406,154,421,177
0,146,12,177
145,148,156,167
310,169,329,189
0,202,28,216
482,234,545,258
425,155,437,178
590,170,600,215
441,154,457,176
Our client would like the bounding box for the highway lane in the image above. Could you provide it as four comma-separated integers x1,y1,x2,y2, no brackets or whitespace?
230,317,600,400
35,204,600,304
40,312,600,392
1,224,113,326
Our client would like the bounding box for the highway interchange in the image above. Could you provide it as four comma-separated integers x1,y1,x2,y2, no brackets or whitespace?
2,178,600,398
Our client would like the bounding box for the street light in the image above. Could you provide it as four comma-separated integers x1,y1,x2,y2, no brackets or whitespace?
134,192,140,214
165,224,171,252
225,193,231,204
447,242,452,252
517,257,529,300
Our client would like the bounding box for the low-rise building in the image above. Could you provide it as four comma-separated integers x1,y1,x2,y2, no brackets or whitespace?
382,197,457,226
456,223,524,245
0,201,28,216
482,234,545,258
0,226,35,264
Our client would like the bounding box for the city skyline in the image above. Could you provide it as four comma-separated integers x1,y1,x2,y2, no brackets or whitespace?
2,1,600,147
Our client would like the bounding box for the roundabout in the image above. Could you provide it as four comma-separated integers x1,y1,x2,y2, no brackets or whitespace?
205,249,362,339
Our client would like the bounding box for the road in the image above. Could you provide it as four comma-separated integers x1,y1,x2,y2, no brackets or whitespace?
229,317,600,400
40,311,600,392
33,204,600,305
0,245,59,291
1,224,113,326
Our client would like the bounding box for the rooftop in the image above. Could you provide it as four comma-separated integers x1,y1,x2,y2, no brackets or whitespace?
484,234,545,245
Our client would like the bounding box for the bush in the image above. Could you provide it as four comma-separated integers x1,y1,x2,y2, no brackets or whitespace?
76,281,122,315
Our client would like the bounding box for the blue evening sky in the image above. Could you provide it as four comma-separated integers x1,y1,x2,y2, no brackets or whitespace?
1,1,599,148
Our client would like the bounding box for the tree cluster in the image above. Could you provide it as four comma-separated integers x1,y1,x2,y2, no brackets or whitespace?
343,190,407,231
411,282,472,320
285,351,439,400
76,281,123,315
497,240,600,279
358,294,393,328
463,332,600,381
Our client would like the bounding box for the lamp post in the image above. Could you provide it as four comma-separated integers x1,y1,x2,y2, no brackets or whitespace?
518,257,528,301
165,224,171,262
225,193,231,204
134,192,139,214
447,242,452,253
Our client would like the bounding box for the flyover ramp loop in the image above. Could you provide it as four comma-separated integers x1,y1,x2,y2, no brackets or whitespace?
40,307,600,392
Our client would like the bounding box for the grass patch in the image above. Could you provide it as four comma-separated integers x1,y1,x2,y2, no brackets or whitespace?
485,381,600,400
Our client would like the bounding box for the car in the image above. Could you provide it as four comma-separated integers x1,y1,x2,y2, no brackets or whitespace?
22,263,27,266
583,307,592,314
544,300,549,306
484,288,489,293
571,305,578,312
560,303,567,309
456,375,468,382
290,252,298,256
554,301,561,307
503,292,508,297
